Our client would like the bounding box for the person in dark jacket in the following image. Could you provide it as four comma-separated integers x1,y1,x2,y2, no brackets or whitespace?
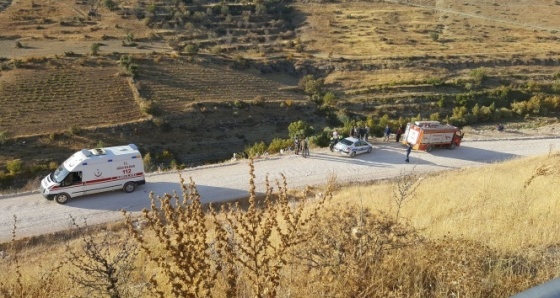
405,143,412,162
396,127,403,142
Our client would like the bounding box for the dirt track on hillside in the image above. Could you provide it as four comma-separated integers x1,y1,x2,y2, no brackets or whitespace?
0,39,171,59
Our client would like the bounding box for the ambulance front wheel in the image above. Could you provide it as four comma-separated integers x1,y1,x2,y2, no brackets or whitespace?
54,193,70,204
124,182,136,193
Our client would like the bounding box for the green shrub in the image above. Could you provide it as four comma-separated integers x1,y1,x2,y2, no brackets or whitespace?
429,112,440,121
267,138,292,154
429,32,439,42
68,125,82,135
448,116,466,127
143,153,155,172
104,0,117,10
184,44,199,54
511,101,528,115
0,131,10,145
323,91,336,106
90,43,100,56
244,141,267,158
152,118,172,132
469,68,487,84
233,100,246,108
48,161,58,171
496,107,513,119
140,100,162,116
7,159,23,175
298,75,324,96
426,77,443,86
452,106,467,119
310,132,329,147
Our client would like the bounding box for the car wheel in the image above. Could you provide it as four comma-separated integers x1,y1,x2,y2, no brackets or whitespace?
123,182,136,193
54,193,70,204
367,147,372,153
426,145,433,152
350,151,356,157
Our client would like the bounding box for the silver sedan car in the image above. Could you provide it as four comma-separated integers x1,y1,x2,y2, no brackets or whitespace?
333,137,373,157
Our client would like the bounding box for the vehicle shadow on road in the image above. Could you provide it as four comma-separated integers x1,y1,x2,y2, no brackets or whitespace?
65,182,252,212
424,145,519,163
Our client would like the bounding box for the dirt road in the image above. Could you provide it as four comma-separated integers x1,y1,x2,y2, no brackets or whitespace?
1,136,560,243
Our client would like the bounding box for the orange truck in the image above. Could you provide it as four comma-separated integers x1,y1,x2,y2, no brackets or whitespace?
401,121,463,152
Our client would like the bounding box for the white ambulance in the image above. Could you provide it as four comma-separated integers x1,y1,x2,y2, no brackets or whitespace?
40,144,146,204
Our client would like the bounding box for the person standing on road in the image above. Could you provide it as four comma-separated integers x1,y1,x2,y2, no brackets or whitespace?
405,142,412,163
294,135,300,155
384,125,391,142
301,137,309,157
396,127,403,143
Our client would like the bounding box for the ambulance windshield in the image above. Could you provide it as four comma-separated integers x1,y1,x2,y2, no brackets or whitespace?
52,165,70,184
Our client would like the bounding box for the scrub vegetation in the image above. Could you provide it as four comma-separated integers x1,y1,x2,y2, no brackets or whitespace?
2,153,560,297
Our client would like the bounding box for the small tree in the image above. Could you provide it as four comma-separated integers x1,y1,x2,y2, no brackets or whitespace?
288,120,314,138
429,32,439,42
392,168,421,220
298,75,324,96
66,216,140,298
90,43,100,56
103,0,116,10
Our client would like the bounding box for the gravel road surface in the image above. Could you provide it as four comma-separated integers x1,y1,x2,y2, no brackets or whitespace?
1,137,559,243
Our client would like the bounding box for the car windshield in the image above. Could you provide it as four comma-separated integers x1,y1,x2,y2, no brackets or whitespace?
52,164,70,184
339,139,354,146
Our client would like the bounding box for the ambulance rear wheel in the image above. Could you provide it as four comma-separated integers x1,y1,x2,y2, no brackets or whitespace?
123,182,136,193
54,193,70,204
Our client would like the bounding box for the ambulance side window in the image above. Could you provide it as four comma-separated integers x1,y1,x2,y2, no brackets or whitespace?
62,172,82,186
62,174,73,186
73,171,83,183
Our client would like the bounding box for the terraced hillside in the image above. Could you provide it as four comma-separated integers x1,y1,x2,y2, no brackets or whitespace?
135,55,306,116
0,58,144,136
1,0,560,190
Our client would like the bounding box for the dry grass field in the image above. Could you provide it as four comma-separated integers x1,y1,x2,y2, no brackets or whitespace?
1,153,560,297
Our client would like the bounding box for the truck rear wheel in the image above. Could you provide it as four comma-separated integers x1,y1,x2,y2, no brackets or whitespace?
426,145,434,152
449,143,457,150
54,193,70,204
123,182,136,193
